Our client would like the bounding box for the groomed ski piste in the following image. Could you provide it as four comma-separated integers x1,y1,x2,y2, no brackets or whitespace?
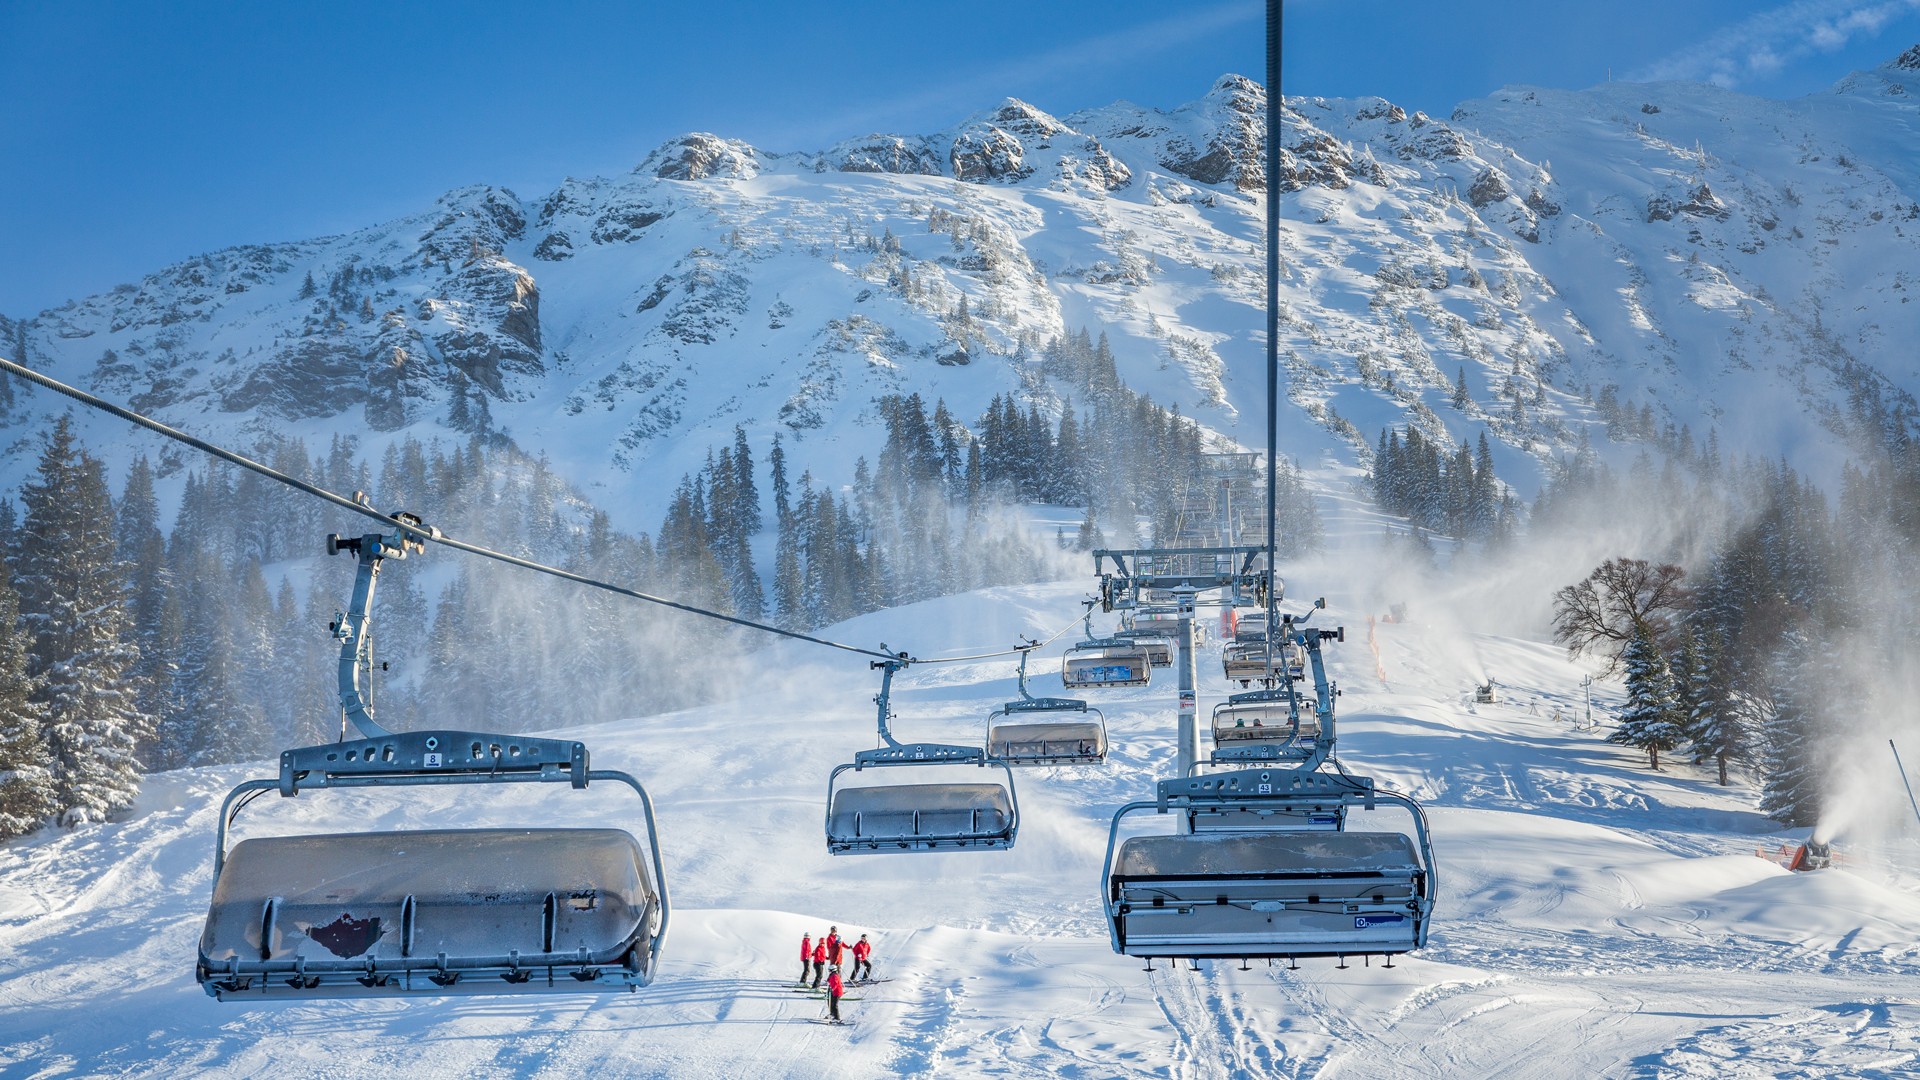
4,556,1919,1078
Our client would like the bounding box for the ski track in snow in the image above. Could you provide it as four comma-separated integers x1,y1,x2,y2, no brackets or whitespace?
5,576,1920,1077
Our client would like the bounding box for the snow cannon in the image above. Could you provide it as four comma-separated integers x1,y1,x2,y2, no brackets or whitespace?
1789,840,1833,871
1474,682,1498,705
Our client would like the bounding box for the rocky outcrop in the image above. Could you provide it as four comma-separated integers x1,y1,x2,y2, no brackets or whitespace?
950,123,1032,183
590,204,665,245
825,134,942,175
948,100,1130,190
1648,183,1730,222
532,232,574,260
1469,167,1510,208
1075,76,1384,193
431,261,543,394
1276,130,1364,191
1168,74,1267,190
640,134,762,180
219,336,377,420
417,186,527,265
1394,115,1473,162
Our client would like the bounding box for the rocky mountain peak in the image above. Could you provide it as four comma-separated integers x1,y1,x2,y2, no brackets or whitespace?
1205,73,1264,115
1893,43,1920,71
640,134,763,181
947,100,1130,190
981,98,1068,139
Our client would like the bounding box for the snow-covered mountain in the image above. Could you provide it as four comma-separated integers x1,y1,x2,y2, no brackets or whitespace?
7,51,1920,528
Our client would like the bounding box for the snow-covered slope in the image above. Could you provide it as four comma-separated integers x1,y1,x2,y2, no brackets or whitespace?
3,563,1916,1077
7,53,1920,528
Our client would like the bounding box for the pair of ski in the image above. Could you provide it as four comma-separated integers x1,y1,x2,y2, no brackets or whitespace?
792,987,864,1001
799,981,856,1028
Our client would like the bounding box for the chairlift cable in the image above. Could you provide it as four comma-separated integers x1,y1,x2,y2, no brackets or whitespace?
0,356,898,662
909,600,1095,666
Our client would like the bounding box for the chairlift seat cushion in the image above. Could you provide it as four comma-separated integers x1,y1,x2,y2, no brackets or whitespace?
828,782,1013,848
1116,831,1417,878
199,828,656,995
988,721,1107,764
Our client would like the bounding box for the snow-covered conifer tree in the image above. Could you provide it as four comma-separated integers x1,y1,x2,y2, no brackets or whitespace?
114,456,172,766
0,553,55,838
1687,629,1748,785
15,418,146,825
1759,630,1822,827
1609,621,1685,769
1075,506,1103,553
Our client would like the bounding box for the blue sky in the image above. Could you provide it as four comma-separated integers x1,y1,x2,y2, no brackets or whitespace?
3,0,1918,317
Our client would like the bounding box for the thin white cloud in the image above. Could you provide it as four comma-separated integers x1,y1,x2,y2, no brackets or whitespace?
780,2,1259,146
1628,0,1920,88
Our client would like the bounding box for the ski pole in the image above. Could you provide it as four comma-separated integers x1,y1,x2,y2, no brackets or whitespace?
1893,740,1920,828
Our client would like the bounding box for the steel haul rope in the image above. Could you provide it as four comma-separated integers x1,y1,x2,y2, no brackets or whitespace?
0,355,898,661
1,355,1099,669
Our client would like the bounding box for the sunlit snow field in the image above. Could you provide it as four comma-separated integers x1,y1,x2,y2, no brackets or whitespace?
3,552,1918,1079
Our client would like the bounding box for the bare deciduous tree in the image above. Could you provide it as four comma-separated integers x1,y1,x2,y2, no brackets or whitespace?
1551,557,1690,675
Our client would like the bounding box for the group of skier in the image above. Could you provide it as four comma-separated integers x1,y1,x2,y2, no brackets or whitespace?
798,926,874,1023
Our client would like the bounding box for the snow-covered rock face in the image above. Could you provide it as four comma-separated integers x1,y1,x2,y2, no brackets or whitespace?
945,99,1132,190
949,121,1033,183
640,134,763,180
1075,73,1271,191
824,134,942,175
7,66,1920,533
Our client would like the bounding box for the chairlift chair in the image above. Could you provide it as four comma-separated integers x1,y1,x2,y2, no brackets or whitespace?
1114,629,1174,668
1222,638,1305,686
1221,641,1276,686
827,658,1020,853
1102,768,1436,962
1062,612,1153,688
1208,691,1322,768
985,648,1108,766
198,526,669,999
1131,605,1205,646
1062,641,1153,688
1218,623,1336,757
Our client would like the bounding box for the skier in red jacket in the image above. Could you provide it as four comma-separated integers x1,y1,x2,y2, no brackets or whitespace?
810,939,828,989
798,933,812,984
825,926,844,968
850,934,873,982
826,965,846,1022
